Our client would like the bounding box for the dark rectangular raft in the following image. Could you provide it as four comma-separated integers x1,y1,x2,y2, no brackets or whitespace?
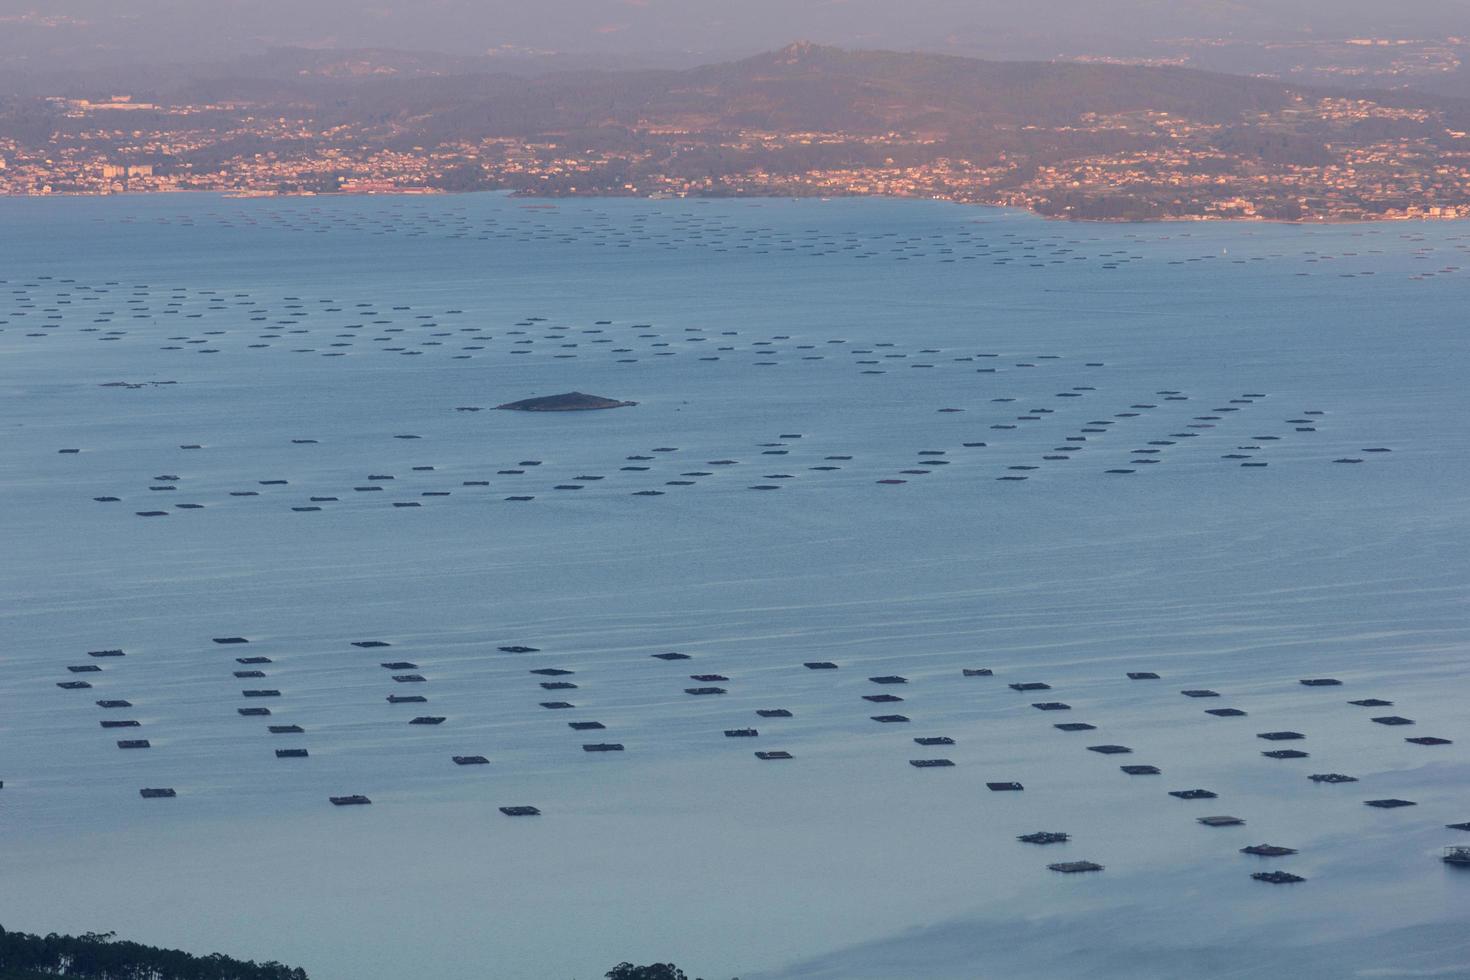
500,806,540,816
1241,844,1298,856
139,788,175,799
1018,832,1069,844
330,795,371,806
1048,861,1103,873
755,751,792,760
582,743,624,752
987,781,1024,792
453,756,489,766
963,668,993,677
1300,678,1341,686
387,695,427,703
117,739,150,749
1198,815,1245,827
1252,871,1305,884
910,759,954,768
1121,765,1161,775
275,748,308,758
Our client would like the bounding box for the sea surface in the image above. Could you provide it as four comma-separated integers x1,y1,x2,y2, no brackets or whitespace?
1,193,1467,980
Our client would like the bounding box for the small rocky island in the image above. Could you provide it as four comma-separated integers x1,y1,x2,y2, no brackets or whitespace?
495,392,637,412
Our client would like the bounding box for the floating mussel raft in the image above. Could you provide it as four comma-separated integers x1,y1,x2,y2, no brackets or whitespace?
1252,871,1305,884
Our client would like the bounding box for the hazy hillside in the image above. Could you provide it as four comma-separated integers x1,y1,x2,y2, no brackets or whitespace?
219,43,1307,143
279,42,1470,145
7,0,1469,70
5,42,1468,221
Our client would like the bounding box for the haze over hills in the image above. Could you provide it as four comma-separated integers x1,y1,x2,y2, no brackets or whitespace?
926,0,1470,57
3,0,1467,72
284,44,1300,141
3,42,1469,221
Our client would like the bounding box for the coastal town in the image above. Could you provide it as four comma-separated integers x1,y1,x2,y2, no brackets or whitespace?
2,66,1468,221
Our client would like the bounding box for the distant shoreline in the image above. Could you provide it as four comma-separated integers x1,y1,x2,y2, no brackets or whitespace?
5,187,1469,226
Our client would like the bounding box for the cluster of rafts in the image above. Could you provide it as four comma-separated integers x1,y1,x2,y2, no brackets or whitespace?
47,641,1464,880
73,385,1388,516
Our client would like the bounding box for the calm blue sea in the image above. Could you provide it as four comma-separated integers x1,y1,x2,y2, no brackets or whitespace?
1,193,1467,980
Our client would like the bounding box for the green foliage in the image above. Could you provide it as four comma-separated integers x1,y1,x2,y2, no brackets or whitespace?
604,964,689,980
0,925,308,980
